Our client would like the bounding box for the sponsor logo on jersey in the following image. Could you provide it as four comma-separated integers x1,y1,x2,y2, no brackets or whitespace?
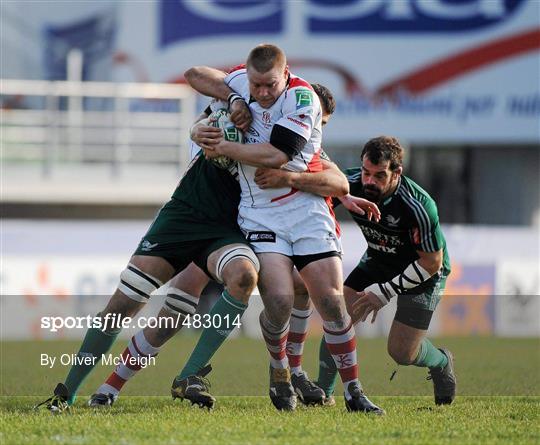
367,241,397,253
287,116,309,130
386,214,401,227
247,127,260,137
361,226,404,247
295,89,313,109
247,231,276,243
140,240,158,251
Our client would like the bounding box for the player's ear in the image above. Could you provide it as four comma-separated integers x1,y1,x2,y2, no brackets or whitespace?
284,65,289,78
393,166,403,179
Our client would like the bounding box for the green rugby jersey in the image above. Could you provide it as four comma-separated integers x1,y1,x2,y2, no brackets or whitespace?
340,168,451,277
171,151,241,229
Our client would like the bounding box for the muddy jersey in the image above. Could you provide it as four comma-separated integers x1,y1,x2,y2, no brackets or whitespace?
339,169,451,277
225,66,324,208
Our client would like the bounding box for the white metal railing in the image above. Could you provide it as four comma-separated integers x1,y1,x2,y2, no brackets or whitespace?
0,79,197,177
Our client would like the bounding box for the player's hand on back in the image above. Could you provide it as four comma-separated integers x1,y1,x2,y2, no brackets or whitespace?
254,168,292,189
229,99,252,132
339,195,381,221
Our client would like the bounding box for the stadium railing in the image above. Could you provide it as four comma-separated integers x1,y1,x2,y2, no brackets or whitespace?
0,79,197,177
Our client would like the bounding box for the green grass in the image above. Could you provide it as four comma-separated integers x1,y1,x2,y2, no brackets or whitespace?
1,337,539,444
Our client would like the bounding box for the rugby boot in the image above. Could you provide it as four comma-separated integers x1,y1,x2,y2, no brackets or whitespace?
344,382,385,415
33,383,70,414
269,366,297,411
171,364,216,410
428,348,456,405
88,392,116,408
291,371,325,406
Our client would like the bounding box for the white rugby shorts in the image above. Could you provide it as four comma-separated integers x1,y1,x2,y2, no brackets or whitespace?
238,193,342,256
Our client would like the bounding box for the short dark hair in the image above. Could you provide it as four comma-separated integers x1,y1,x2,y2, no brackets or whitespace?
246,44,286,73
361,136,404,171
311,83,336,116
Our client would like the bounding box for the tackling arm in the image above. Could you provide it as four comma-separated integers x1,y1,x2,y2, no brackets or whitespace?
364,248,443,307
254,159,349,197
184,66,252,131
184,66,231,101
208,140,289,169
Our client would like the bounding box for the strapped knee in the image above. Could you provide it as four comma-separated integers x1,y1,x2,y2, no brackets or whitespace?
163,287,199,318
213,245,259,284
118,263,163,303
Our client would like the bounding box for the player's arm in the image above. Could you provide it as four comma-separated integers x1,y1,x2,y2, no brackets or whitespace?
354,200,445,320
184,66,231,101
254,159,349,197
206,123,304,169
206,140,289,168
184,66,251,131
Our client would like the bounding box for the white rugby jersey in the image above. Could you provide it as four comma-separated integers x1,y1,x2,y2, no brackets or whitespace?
225,66,324,208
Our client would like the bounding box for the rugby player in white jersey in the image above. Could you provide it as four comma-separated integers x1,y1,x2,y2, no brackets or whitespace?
184,44,383,413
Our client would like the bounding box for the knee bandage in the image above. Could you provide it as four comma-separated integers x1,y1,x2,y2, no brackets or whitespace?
213,245,260,283
163,287,199,317
118,263,163,303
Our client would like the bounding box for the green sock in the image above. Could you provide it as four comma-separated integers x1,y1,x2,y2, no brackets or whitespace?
413,338,448,369
179,290,247,379
64,327,119,404
316,336,338,397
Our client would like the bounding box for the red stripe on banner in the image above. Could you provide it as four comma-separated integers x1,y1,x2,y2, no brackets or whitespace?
338,365,358,383
270,188,299,203
105,372,126,390
287,332,307,344
376,28,540,98
288,354,302,367
326,338,356,356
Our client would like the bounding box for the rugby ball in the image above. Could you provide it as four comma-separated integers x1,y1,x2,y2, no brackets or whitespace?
207,108,243,169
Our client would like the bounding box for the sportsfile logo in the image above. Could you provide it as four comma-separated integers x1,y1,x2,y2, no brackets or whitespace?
160,0,525,46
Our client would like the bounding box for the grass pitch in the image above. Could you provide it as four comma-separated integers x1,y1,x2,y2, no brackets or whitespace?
1,336,539,444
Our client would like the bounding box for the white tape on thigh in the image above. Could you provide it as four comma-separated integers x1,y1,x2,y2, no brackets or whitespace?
164,287,199,317
118,263,163,303
214,245,260,283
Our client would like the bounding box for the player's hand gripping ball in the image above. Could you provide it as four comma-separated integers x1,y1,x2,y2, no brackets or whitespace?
208,108,244,169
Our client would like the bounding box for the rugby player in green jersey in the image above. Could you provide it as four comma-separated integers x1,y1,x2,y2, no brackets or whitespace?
258,136,456,406
35,97,260,413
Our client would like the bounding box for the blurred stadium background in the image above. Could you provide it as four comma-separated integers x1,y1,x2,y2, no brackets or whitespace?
1,0,539,395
